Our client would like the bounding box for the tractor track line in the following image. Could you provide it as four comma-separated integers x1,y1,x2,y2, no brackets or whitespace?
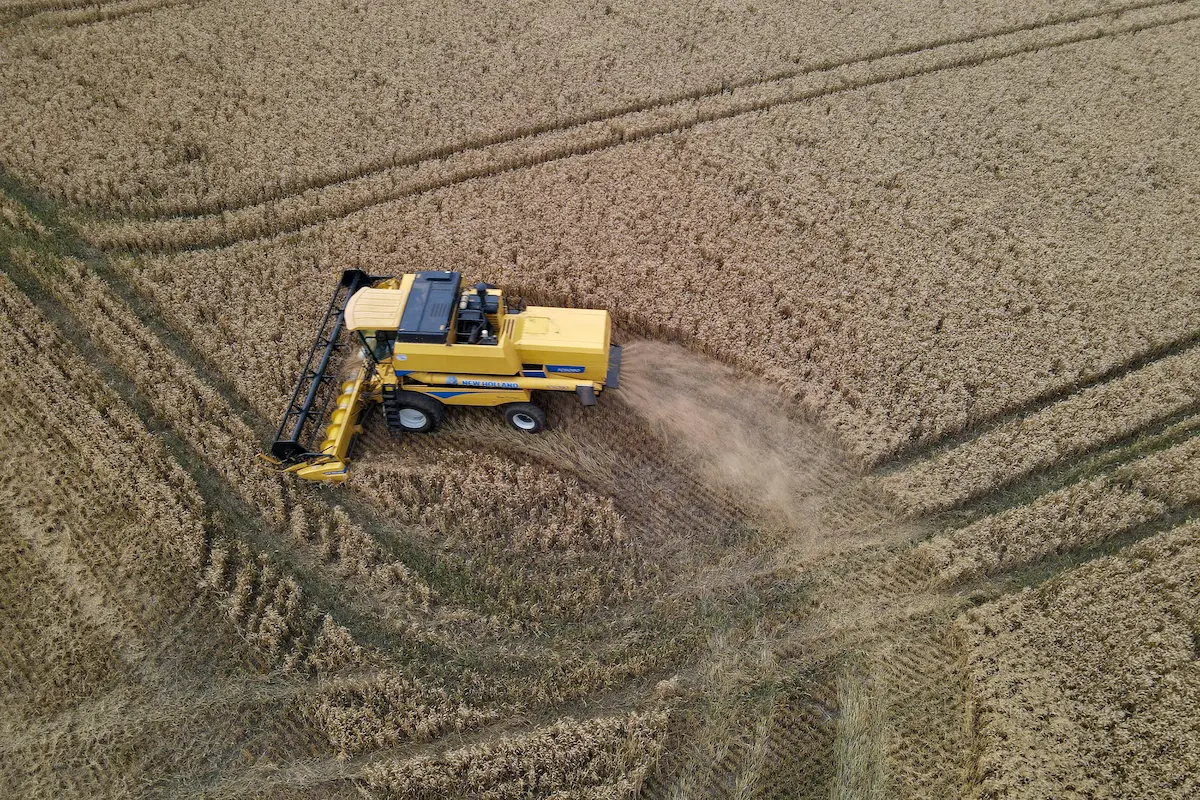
3,171,683,669
881,328,1200,474
1,0,206,32
92,1,1200,252
925,404,1200,528
0,168,266,433
962,499,1200,594
93,0,1197,225
180,676,670,799
0,0,120,24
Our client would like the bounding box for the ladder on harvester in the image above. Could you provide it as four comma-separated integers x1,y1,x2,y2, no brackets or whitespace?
268,269,380,465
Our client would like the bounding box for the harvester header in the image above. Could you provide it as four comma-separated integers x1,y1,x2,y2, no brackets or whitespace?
264,269,621,482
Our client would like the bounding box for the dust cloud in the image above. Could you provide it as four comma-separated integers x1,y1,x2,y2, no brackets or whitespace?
616,340,857,536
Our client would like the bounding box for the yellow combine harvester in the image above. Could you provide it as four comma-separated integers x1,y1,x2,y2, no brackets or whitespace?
264,270,621,482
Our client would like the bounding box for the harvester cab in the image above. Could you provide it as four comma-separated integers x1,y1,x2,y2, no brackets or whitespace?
262,269,622,482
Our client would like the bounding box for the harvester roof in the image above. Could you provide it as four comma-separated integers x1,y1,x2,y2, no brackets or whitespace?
344,288,406,331
344,271,462,344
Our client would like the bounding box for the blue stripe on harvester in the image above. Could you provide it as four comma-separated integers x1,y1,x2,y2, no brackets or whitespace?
521,371,547,378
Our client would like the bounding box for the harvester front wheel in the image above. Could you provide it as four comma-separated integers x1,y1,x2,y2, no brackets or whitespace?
386,391,445,434
503,402,546,433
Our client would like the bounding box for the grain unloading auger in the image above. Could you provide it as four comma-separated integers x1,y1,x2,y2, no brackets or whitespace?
262,269,622,482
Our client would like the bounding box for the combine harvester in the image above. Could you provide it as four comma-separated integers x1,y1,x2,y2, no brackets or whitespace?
263,270,621,482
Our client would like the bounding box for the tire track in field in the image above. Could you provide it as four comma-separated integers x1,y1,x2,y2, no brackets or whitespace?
955,499,1200,595
1,0,205,31
875,335,1200,522
0,255,367,656
0,0,117,23
943,406,1200,527
87,0,1200,252
0,174,466,662
890,400,1200,532
176,676,668,799
107,0,1195,224
882,330,1200,474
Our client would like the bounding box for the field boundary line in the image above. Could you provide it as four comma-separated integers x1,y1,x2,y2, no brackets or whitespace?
93,0,1197,224
81,0,1200,251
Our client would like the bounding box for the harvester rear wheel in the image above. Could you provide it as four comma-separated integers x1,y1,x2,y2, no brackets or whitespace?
385,390,444,434
503,402,546,433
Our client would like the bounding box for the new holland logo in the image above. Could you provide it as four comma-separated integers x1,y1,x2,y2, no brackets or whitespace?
455,378,520,389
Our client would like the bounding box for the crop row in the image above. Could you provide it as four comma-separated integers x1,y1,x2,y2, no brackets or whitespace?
354,453,627,554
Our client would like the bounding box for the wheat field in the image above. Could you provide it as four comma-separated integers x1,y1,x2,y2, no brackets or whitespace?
2,1,1198,797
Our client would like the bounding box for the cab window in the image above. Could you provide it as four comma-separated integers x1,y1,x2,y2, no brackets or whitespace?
359,330,396,360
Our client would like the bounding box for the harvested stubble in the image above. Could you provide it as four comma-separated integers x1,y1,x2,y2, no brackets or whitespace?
0,0,1123,217
312,627,662,760
354,453,627,554
881,344,1200,516
361,711,669,800
0,514,124,723
126,17,1200,468
960,519,1200,799
918,433,1200,585
350,452,644,619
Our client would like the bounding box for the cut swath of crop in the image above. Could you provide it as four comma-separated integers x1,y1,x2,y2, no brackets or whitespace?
360,711,669,799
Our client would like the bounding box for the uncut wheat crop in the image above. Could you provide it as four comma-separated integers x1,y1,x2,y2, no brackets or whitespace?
2,1,1199,799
